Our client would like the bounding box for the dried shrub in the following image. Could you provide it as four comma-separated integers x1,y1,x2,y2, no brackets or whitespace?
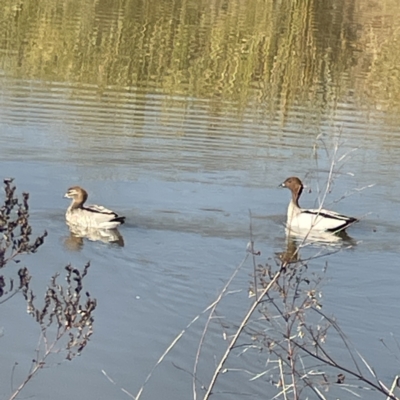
0,179,96,400
0,178,47,301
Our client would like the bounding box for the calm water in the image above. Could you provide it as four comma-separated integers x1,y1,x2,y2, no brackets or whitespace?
1,0,400,399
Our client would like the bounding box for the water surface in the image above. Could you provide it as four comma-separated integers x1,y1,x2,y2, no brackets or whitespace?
1,0,400,399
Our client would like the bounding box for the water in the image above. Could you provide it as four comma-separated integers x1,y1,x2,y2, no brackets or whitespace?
1,0,400,399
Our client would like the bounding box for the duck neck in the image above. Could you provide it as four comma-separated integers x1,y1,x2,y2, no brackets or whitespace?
69,199,83,211
291,185,302,208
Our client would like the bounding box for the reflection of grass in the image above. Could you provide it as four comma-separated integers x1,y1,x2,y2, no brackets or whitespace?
1,0,400,117
358,17,400,114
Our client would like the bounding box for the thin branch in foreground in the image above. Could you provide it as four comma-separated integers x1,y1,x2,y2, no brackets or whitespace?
193,252,252,399
9,263,96,400
101,253,250,400
202,268,283,400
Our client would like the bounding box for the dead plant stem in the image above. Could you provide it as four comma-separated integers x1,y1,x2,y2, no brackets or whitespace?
192,253,249,399
202,269,282,400
290,339,398,400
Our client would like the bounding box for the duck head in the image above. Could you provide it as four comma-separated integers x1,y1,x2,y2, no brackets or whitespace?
64,186,88,209
280,177,303,206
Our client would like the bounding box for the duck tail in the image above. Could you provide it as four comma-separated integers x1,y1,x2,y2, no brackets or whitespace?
112,216,126,225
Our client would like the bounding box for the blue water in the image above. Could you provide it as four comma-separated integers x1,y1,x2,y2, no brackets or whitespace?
0,79,399,400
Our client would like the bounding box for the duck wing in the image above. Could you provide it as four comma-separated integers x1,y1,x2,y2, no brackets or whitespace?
300,208,358,232
84,205,126,228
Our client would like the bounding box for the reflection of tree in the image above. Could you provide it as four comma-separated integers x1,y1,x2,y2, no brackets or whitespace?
0,0,367,117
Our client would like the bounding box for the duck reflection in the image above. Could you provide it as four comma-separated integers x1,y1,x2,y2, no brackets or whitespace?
277,227,358,266
285,227,358,248
64,225,124,251
285,228,344,245
277,237,300,265
276,229,357,267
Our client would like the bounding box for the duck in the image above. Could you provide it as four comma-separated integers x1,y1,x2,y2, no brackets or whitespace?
64,186,125,229
280,177,358,233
